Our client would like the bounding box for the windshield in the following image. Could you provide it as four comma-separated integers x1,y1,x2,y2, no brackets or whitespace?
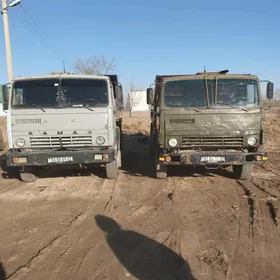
164,79,207,108
11,78,109,109
163,78,259,108
214,79,259,107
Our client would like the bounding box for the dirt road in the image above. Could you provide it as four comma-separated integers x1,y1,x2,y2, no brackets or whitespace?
0,113,280,280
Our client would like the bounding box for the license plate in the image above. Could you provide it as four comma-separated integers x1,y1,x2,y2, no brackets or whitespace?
94,154,103,160
47,156,74,164
201,156,226,163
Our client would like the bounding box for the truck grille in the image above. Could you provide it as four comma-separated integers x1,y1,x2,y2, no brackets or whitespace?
15,118,42,124
30,136,93,148
181,136,244,147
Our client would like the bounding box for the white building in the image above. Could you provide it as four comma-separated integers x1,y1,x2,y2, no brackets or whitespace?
126,90,150,112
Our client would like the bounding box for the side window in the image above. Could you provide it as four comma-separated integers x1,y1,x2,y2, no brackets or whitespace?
110,82,115,105
247,84,256,104
14,88,24,105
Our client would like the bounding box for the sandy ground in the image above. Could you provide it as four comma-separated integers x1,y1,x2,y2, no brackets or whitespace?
0,108,280,280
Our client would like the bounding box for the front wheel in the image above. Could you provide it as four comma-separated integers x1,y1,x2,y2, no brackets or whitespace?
154,160,167,179
0,131,4,151
233,164,253,180
5,166,19,179
19,167,39,182
105,159,119,179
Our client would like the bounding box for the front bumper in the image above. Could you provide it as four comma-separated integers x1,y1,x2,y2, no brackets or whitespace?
2,148,115,167
158,151,268,165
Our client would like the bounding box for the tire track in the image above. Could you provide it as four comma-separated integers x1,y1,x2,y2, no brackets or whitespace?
266,200,279,227
238,179,280,230
170,176,240,280
218,177,259,280
6,176,117,280
237,181,256,237
234,178,280,278
6,210,87,279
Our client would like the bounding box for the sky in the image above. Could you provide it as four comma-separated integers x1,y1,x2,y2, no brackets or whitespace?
0,0,279,94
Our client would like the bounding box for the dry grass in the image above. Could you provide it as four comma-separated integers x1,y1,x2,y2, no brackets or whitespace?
122,118,150,135
264,108,280,151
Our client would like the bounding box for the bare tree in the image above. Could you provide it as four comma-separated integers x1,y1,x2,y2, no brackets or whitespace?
126,79,142,117
74,55,116,75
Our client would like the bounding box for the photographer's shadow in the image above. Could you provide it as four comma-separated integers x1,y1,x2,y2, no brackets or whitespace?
95,215,197,280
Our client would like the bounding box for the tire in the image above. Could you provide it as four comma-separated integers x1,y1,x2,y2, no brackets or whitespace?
119,124,123,152
0,131,4,151
5,167,19,179
155,160,167,179
149,126,154,155
19,167,39,182
117,149,122,168
106,127,121,179
233,164,253,180
106,159,119,179
116,127,122,168
156,170,167,179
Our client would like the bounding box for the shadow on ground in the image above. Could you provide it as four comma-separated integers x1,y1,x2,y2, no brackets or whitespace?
95,215,197,280
121,132,235,179
0,261,6,280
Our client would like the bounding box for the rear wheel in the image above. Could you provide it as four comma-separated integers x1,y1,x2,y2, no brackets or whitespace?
233,164,253,180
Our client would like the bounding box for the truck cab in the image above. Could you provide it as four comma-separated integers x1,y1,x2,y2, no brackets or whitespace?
146,70,274,179
1,72,124,182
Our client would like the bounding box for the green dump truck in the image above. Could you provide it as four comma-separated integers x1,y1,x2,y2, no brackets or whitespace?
146,70,274,180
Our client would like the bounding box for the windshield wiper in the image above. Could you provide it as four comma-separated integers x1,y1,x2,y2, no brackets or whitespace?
223,103,248,112
83,105,94,112
53,105,66,109
72,104,94,111
31,104,45,112
190,107,200,112
166,105,200,112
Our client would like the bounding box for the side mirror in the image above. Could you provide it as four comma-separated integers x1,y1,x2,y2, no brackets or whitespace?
146,88,153,104
266,82,274,99
2,84,9,110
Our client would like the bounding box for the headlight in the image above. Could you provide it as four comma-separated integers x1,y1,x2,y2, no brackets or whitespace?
15,138,26,147
96,136,105,145
247,136,257,146
168,138,178,147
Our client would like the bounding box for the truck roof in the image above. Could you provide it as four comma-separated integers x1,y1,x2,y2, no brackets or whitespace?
155,70,259,83
12,73,120,84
